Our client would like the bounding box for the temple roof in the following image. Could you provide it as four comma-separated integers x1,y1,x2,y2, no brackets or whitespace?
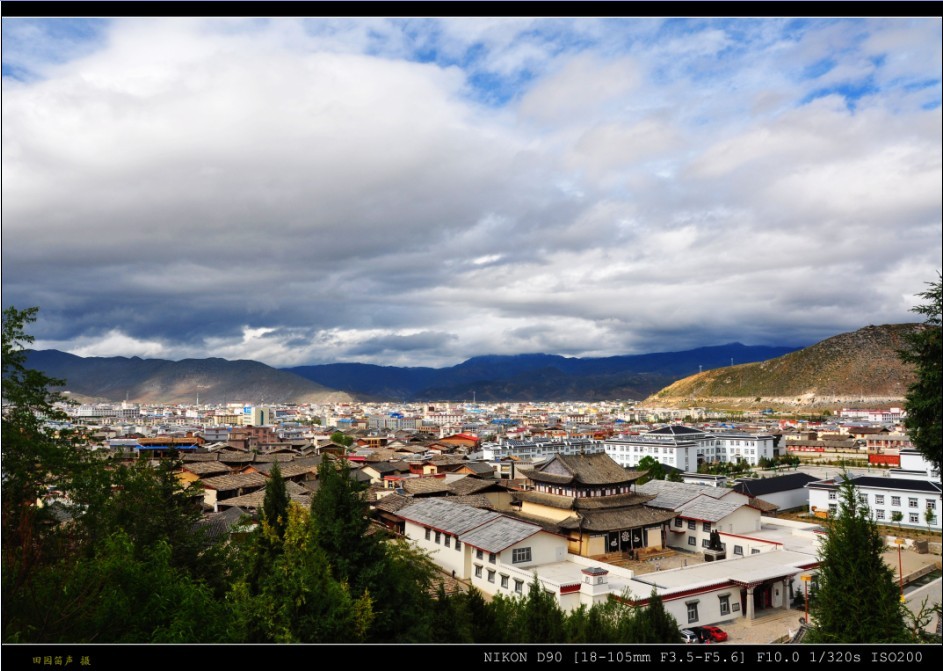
524,452,644,487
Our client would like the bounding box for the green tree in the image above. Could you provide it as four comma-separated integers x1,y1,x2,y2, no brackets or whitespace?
806,476,910,643
636,456,666,484
330,430,354,447
1,307,89,573
891,510,904,533
899,275,942,472
262,462,289,540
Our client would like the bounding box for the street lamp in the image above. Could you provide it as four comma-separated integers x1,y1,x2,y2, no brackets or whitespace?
800,574,812,624
894,537,905,601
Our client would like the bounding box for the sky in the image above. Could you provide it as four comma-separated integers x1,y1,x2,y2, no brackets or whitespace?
2,16,941,368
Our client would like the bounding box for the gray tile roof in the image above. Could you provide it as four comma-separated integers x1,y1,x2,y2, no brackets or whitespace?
636,480,728,509
460,516,542,553
677,495,746,522
397,498,499,535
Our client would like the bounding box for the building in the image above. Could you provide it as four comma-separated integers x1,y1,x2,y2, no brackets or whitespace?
605,426,775,470
807,474,941,529
512,453,676,558
732,473,819,512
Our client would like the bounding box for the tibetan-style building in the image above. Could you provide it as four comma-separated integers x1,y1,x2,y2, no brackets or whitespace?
513,452,677,558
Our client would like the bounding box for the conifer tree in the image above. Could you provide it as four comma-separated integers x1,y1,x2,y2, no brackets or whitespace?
262,462,289,540
806,476,910,643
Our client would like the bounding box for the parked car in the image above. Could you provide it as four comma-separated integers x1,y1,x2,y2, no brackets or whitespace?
699,625,728,642
680,629,700,644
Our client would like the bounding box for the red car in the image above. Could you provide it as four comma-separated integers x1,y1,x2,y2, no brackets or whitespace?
699,625,728,642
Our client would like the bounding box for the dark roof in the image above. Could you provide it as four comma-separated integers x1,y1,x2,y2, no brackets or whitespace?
557,507,677,532
851,477,941,493
449,476,502,497
198,506,248,538
181,462,231,477
459,462,495,476
401,477,452,496
527,452,643,487
514,490,654,511
397,498,499,535
733,473,819,497
364,461,410,475
201,472,267,492
373,493,413,514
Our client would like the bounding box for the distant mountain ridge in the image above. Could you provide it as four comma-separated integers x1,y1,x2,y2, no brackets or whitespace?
23,350,352,404
648,324,919,410
285,343,801,401
21,343,802,404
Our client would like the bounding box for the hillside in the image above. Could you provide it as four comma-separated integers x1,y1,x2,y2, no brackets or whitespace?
287,343,800,401
648,324,919,411
24,350,352,404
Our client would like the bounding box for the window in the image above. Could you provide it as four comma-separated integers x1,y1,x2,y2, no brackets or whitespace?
687,520,696,530
487,570,495,583
455,540,461,551
474,565,482,578
425,528,431,541
875,495,885,505
674,518,683,528
514,579,524,594
858,494,868,504
828,491,837,500
476,549,483,560
702,522,711,532
828,504,837,514
686,602,699,623
702,539,710,548
512,547,532,564
444,535,450,548
892,496,901,506
688,536,696,546
751,549,761,555
489,552,497,564
909,513,919,524
733,545,744,555
501,574,509,589
909,498,918,508
876,509,885,520
928,501,937,511
435,531,441,544
719,595,730,616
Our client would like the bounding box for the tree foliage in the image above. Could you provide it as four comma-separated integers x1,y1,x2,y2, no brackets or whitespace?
806,476,910,643
900,275,942,472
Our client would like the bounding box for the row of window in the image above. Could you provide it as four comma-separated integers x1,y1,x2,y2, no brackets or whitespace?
674,518,712,532
874,510,924,524
474,565,525,593
687,594,733,624
425,528,462,551
831,492,937,510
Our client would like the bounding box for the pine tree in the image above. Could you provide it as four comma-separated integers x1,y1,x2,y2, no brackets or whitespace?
806,476,910,643
899,275,942,471
262,462,289,540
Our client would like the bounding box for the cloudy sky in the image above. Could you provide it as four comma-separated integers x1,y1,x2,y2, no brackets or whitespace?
2,17,941,368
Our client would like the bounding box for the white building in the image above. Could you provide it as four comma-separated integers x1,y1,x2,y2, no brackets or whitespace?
604,426,775,470
807,474,941,529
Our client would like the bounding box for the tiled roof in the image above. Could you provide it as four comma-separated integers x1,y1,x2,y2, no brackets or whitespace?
460,516,542,553
201,472,267,492
181,462,231,476
397,498,499,535
636,480,728,509
374,493,413,514
449,476,501,496
528,453,643,486
677,495,746,523
402,477,452,496
558,507,677,532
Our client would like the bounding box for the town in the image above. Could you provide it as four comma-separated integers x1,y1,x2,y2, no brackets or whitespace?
44,396,941,642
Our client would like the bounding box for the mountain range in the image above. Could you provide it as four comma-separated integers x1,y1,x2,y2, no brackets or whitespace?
285,344,800,402
23,342,799,404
